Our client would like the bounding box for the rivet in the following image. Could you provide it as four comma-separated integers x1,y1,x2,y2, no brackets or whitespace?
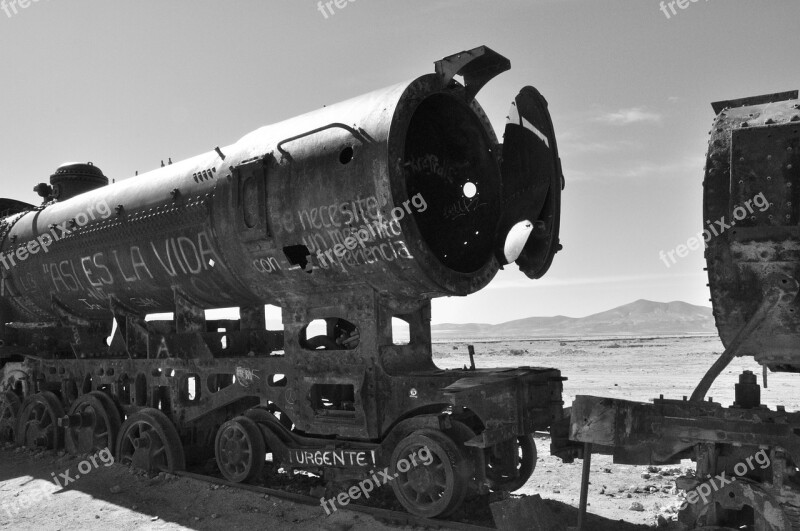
741,122,749,128
765,118,776,125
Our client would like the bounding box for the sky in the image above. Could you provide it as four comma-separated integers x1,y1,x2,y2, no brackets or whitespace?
0,0,797,325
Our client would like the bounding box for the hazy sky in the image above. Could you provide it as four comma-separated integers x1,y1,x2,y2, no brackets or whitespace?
1,0,797,324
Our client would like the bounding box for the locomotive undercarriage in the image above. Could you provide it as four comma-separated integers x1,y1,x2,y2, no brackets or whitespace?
571,383,800,530
0,288,566,518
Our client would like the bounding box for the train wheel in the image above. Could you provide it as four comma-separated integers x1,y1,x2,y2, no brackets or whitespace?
117,409,185,473
64,392,121,455
15,392,64,450
485,434,536,492
390,429,469,519
215,416,265,483
0,391,21,444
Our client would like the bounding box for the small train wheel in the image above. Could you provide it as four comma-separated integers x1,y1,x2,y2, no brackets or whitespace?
390,429,469,519
65,391,121,456
117,408,185,473
0,391,22,444
215,416,266,483
486,434,537,492
15,391,65,450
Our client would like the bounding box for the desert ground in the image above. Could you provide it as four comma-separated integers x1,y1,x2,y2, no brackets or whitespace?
1,335,796,530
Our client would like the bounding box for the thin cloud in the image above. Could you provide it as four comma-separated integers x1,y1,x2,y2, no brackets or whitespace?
595,107,663,125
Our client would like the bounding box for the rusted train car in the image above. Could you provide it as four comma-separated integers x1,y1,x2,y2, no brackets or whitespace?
571,91,800,530
0,46,568,518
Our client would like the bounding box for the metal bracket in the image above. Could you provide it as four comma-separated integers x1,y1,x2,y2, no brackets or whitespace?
435,46,511,101
711,90,798,114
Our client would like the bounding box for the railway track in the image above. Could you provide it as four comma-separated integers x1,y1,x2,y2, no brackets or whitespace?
173,470,497,531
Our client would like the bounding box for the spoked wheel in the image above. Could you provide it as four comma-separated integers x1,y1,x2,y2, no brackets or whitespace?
0,391,22,444
215,416,265,483
16,392,65,450
117,408,185,473
485,434,537,492
64,392,122,455
391,429,470,519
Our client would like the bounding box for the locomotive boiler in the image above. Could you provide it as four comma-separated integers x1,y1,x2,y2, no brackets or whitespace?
0,46,567,519
570,91,800,530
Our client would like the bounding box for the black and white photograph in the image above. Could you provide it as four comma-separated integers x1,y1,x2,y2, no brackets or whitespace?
0,1,798,529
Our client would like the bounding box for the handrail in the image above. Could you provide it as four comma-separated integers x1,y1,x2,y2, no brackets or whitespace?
276,123,370,160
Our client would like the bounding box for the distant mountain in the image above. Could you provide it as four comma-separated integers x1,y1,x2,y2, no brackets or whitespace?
431,300,716,339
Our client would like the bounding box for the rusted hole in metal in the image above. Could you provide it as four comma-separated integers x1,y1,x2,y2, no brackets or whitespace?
392,317,410,345
339,146,354,165
182,375,199,402
311,384,355,412
156,386,171,412
82,373,93,394
300,318,359,351
283,245,312,272
119,374,131,405
134,374,147,406
207,373,235,393
463,182,477,198
268,374,287,387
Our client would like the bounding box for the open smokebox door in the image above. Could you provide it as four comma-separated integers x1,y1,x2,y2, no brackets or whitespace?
496,86,564,279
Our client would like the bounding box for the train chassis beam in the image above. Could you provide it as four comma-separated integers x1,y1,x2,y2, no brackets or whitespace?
570,376,800,530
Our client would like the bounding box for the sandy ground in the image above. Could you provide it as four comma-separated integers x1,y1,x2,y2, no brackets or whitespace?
1,336,796,530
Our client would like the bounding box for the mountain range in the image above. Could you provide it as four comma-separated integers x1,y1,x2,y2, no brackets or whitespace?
431,300,717,339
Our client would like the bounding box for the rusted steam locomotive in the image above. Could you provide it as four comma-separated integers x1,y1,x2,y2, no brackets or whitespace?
0,46,567,518
571,92,800,530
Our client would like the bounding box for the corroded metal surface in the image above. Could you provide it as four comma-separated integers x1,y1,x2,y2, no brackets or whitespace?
704,94,800,372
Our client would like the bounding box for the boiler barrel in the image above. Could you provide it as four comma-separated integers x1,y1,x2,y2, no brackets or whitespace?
0,74,504,321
